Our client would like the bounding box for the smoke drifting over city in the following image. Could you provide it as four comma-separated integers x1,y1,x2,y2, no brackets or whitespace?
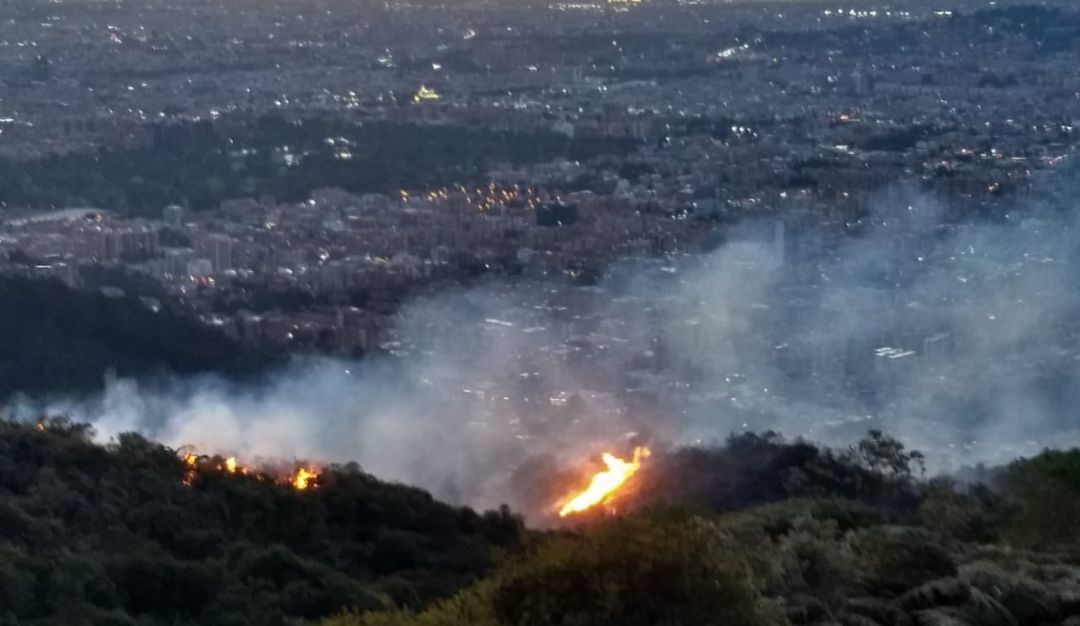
10,178,1080,513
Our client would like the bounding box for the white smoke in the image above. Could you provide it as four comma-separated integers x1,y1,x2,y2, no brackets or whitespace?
9,176,1080,512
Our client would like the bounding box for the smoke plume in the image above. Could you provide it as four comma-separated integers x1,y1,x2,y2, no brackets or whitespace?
9,175,1080,514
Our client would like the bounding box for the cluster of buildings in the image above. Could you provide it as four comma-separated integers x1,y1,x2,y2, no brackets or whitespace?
0,179,712,353
2,0,1080,360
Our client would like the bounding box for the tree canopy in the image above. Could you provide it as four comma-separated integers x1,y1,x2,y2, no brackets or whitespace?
0,276,276,401
0,418,524,625
0,116,636,215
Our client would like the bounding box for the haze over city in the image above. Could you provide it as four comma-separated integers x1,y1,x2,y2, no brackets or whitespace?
4,0,1080,624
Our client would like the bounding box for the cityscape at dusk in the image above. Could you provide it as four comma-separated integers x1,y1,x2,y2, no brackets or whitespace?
3,0,1080,625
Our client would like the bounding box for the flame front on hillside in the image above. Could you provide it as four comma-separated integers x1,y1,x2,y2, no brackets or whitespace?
177,448,319,491
557,447,651,518
291,467,317,490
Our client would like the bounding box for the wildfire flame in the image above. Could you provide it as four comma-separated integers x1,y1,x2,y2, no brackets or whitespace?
558,447,651,518
291,467,318,490
177,449,318,491
182,452,199,486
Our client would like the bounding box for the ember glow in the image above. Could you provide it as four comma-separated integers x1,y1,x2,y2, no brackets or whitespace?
177,449,318,491
182,452,199,486
291,467,318,490
557,447,651,518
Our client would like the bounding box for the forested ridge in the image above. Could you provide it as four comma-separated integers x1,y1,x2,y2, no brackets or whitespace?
338,434,1080,626
4,419,1080,626
0,276,275,401
0,418,524,626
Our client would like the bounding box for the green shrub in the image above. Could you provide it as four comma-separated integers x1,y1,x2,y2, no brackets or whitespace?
848,526,957,596
335,515,782,626
1000,450,1080,549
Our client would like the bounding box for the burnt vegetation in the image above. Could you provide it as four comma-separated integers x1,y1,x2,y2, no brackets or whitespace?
3,420,1080,626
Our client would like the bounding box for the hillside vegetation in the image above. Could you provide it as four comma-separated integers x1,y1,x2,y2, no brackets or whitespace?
3,420,1080,626
334,434,1080,626
0,276,275,401
0,419,523,626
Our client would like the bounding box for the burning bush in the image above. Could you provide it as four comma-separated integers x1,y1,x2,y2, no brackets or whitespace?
0,418,524,625
14,417,1080,626
555,447,651,518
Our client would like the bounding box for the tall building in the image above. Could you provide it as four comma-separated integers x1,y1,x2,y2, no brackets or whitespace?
202,234,233,273
163,248,195,277
851,70,874,97
163,204,185,228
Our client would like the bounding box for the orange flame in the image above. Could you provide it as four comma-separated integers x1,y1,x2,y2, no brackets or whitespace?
177,450,316,490
182,452,199,486
558,447,651,517
291,467,318,490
